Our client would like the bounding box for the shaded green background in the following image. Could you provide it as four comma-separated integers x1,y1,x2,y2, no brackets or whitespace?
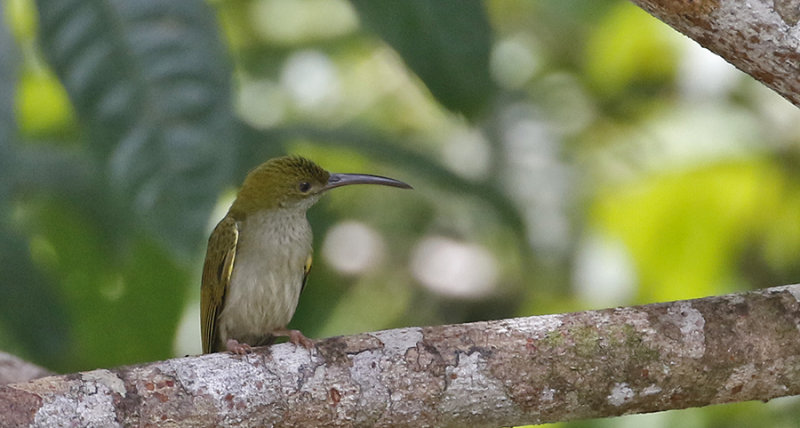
2,0,800,426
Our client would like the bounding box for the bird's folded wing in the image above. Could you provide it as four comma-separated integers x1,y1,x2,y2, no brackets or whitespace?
200,215,239,354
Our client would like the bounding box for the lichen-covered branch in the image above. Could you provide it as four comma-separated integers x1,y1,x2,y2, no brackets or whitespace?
630,0,800,107
2,285,800,427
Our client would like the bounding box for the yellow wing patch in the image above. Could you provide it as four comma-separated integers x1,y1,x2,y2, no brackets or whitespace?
301,253,312,294
200,216,239,354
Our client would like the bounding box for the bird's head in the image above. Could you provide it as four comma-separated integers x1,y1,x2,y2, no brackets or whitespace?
230,156,411,216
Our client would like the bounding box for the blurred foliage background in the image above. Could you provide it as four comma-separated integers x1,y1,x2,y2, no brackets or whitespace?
2,0,800,426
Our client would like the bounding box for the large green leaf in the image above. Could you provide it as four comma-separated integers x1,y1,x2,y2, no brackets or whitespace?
35,0,236,255
0,4,76,370
0,4,16,204
350,0,493,119
23,199,186,369
0,228,71,368
593,161,779,303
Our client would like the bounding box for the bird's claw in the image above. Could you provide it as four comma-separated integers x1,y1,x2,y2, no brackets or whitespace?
288,330,314,349
273,328,314,349
226,339,252,355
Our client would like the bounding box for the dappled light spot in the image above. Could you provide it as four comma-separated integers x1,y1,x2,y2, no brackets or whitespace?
322,221,385,275
410,236,498,299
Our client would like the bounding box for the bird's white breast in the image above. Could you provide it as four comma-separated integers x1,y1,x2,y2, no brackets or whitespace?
217,208,312,344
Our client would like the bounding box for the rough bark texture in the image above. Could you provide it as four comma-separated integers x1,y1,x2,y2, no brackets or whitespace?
629,0,800,106
2,285,800,427
0,353,52,386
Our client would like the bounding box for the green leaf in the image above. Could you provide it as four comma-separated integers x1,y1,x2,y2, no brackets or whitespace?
25,199,187,369
35,0,237,255
0,228,71,369
0,5,17,204
13,147,93,198
592,161,778,303
350,0,493,119
585,2,679,97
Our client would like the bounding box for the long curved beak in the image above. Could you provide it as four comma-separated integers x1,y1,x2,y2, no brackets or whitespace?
324,173,412,191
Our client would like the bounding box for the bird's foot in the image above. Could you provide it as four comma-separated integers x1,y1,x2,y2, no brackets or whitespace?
226,339,252,355
272,328,314,349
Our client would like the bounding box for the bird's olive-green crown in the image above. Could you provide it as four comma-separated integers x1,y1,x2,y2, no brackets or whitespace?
230,156,330,216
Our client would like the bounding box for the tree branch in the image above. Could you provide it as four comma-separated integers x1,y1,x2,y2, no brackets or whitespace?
630,0,800,107
2,285,800,427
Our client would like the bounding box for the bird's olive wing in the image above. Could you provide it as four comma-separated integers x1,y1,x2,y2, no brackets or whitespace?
201,215,239,354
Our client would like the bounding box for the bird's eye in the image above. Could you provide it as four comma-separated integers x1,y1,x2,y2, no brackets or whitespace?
298,181,311,193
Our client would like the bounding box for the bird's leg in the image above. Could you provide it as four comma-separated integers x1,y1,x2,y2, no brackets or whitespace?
226,338,252,354
271,328,314,349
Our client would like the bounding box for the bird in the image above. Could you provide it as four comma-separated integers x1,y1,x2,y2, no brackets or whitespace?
201,156,411,354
